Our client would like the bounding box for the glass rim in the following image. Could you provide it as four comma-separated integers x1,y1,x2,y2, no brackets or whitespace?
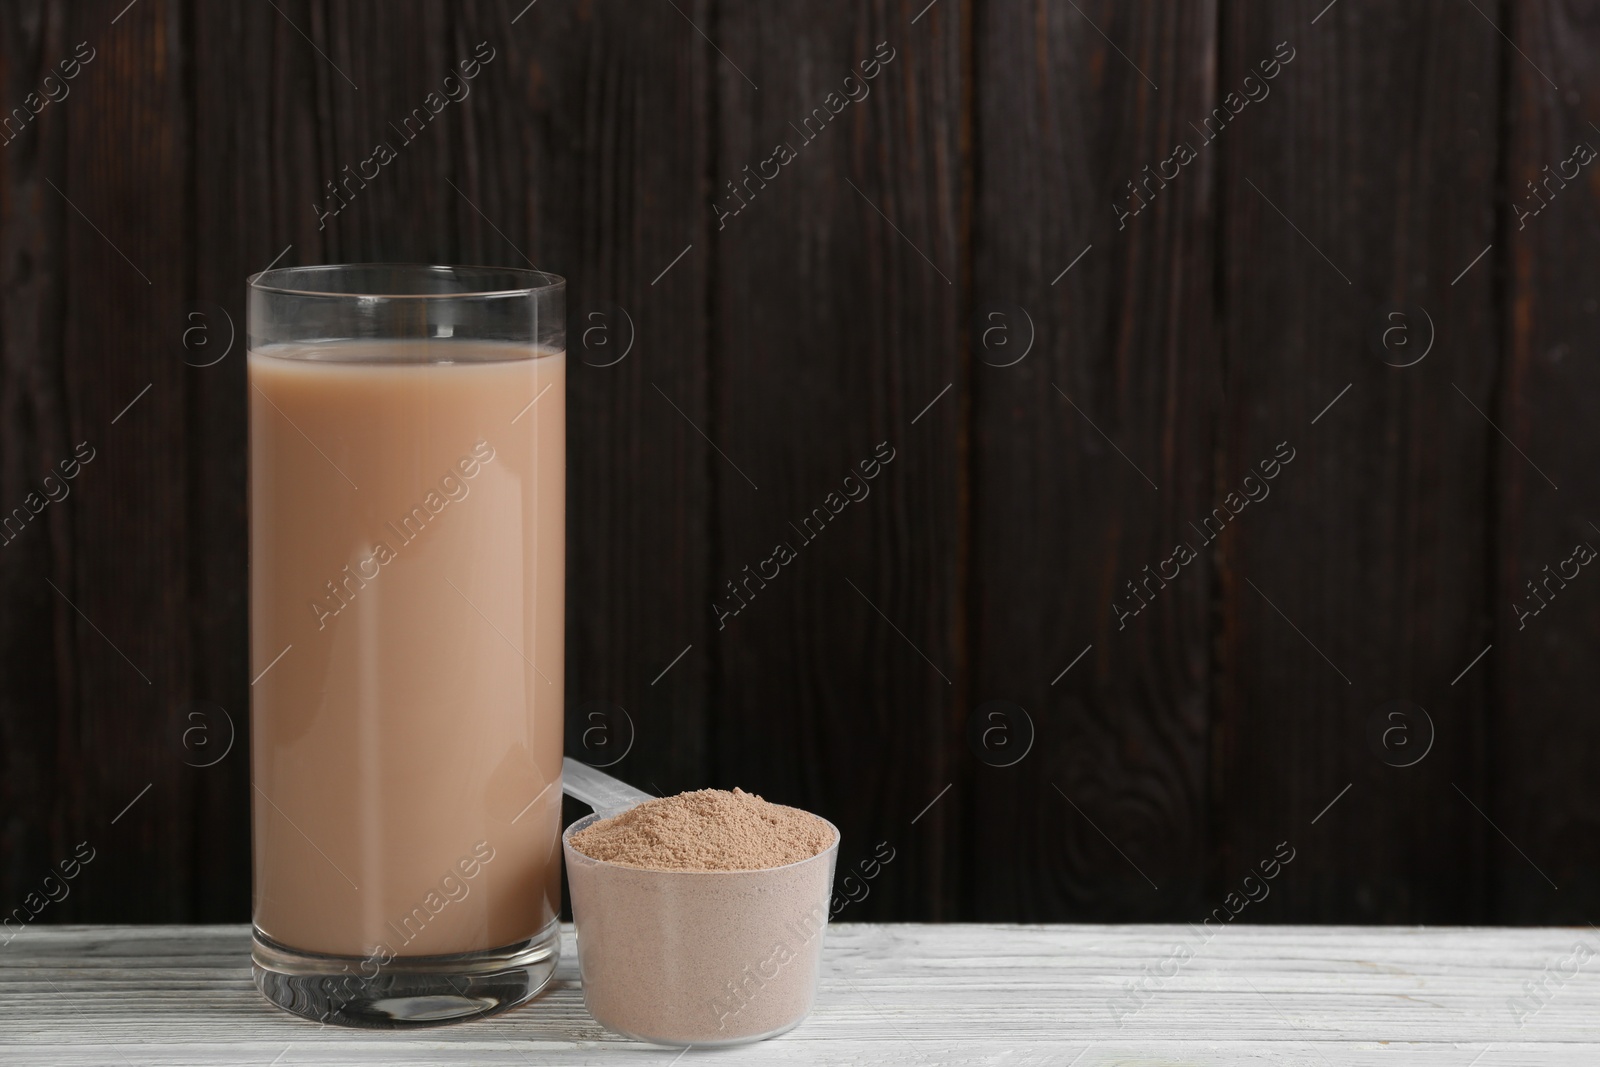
247,263,565,300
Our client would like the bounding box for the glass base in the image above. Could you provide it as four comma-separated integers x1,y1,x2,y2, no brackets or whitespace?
251,923,559,1028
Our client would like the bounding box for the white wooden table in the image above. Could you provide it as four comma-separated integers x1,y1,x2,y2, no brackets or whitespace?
1,923,1594,1064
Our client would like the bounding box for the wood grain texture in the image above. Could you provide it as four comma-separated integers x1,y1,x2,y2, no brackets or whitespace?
711,2,966,919
1495,0,1600,922
970,0,1221,921
3,0,1600,930
310,0,454,259
1210,0,1499,922
48,0,193,921
0,0,73,917
3,923,1599,1063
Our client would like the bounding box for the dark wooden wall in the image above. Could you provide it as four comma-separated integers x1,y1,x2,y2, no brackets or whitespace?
2,0,1596,927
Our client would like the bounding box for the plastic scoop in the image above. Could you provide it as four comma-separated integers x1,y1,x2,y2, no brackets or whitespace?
561,756,653,817
558,758,839,1047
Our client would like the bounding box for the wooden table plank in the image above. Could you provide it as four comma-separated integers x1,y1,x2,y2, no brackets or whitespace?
2,924,1596,1064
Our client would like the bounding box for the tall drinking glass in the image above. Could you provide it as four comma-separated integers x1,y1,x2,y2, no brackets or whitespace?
246,265,566,1026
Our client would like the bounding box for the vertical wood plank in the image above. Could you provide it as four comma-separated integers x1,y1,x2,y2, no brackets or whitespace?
189,0,341,921
1495,1,1600,922
0,0,74,915
1212,0,1498,921
453,0,713,802
714,2,966,918
49,0,193,920
312,0,455,260
971,0,1220,920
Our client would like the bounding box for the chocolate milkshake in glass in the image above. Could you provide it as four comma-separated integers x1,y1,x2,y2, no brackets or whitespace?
246,265,565,1026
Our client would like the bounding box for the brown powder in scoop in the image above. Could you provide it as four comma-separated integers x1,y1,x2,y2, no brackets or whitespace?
568,787,834,871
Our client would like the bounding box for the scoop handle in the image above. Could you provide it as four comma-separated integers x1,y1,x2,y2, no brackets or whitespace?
562,757,654,816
